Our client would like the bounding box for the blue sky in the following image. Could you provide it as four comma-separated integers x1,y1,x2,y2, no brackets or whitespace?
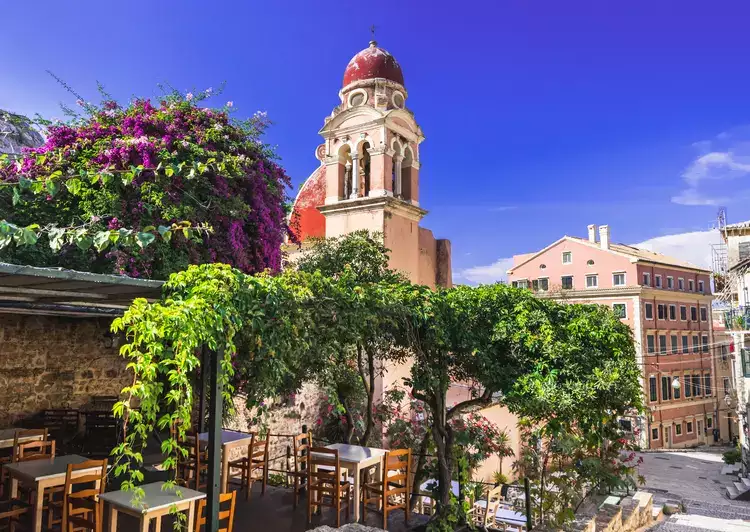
4,0,750,283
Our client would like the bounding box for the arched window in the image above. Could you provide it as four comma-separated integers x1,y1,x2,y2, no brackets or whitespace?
359,142,371,197
391,140,402,196
338,144,351,199
401,146,413,200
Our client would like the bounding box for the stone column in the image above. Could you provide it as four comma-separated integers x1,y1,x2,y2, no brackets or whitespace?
350,154,359,199
393,155,403,198
344,161,352,199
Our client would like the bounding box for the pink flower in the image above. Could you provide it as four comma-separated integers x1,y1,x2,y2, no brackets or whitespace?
226,101,233,108
76,99,85,107
186,92,194,101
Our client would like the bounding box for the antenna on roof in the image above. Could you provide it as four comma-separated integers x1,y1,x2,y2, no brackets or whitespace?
369,24,377,46
717,207,727,240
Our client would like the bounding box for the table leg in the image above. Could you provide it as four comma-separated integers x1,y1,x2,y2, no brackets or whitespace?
221,446,229,493
186,501,196,532
108,507,118,532
352,465,360,522
139,515,150,532
375,461,383,511
10,477,17,499
32,484,44,532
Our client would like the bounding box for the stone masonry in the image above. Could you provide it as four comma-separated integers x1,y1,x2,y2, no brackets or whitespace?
0,314,129,426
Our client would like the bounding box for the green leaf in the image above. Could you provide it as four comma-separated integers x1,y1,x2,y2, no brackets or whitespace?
136,232,156,249
74,229,93,251
15,226,38,246
158,226,172,243
48,227,66,251
93,231,112,252
46,180,60,197
165,167,174,177
65,178,83,196
12,188,21,206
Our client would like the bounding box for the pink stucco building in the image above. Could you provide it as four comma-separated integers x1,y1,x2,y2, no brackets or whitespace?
508,224,722,449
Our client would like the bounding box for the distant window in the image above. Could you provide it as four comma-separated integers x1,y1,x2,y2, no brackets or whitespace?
652,427,659,440
690,306,697,321
686,421,693,433
613,272,626,286
675,423,682,436
643,272,651,286
658,304,666,320
512,281,517,288
671,335,678,354
667,276,674,289
678,278,684,290
561,276,573,290
702,335,709,353
692,374,701,396
698,280,705,293
669,305,676,320
700,306,708,321
586,275,598,288
721,344,729,360
689,279,695,291
680,305,687,321
704,374,712,396
661,375,672,400
587,259,595,266
649,376,658,401
740,242,750,261
645,303,654,320
692,335,699,353
613,303,627,319
684,374,691,397
517,279,528,289
682,335,689,353
350,92,365,106
562,251,572,264
538,278,549,291
539,264,546,269
647,335,655,354
532,279,539,291
707,416,713,429
674,378,681,399
655,275,662,288
659,335,667,354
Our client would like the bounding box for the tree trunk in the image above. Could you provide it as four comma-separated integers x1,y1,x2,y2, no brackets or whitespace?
337,389,355,444
358,345,376,446
409,431,431,511
429,393,454,511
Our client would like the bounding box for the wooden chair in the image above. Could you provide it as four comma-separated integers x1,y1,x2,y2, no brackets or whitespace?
41,410,79,452
0,498,31,531
194,491,236,532
0,430,47,499
307,447,351,528
288,432,311,508
15,440,55,462
82,412,119,457
470,484,503,528
52,459,108,532
177,431,208,491
362,449,411,530
228,434,268,501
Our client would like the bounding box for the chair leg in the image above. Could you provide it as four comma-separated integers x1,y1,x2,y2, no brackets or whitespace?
307,488,312,524
293,476,299,509
262,463,268,495
336,490,341,528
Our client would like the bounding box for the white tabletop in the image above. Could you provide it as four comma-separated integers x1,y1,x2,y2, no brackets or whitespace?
0,429,43,449
198,430,253,445
323,443,386,463
99,481,206,513
4,455,90,482
495,507,526,525
420,479,459,495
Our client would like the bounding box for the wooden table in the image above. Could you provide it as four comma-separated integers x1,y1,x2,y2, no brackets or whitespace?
99,481,205,532
5,454,97,532
323,443,386,522
198,430,254,493
0,429,44,450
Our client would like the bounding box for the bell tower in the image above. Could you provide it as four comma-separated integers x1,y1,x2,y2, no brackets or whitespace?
313,40,448,285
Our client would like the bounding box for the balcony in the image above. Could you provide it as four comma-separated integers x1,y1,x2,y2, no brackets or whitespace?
723,307,750,331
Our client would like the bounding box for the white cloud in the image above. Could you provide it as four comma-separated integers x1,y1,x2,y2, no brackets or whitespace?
457,229,722,286
635,230,721,270
454,257,514,285
673,127,750,206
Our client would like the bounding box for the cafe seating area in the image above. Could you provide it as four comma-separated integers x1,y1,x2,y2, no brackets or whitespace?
0,415,525,532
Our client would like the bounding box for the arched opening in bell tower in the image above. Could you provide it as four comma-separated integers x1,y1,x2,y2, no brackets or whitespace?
359,141,371,197
401,146,413,201
337,144,352,199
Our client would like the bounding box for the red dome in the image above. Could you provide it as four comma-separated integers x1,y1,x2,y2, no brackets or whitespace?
289,166,327,242
343,41,404,87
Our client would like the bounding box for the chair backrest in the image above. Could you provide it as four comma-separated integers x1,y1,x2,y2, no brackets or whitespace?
292,432,312,473
15,439,55,462
62,459,108,532
382,449,411,501
250,434,269,463
42,410,79,434
481,484,503,526
194,491,236,532
11,428,48,453
308,447,341,486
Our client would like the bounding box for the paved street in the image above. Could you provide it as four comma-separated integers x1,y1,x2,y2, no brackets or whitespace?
637,451,733,505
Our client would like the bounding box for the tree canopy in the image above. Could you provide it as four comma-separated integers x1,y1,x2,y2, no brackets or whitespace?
0,90,290,278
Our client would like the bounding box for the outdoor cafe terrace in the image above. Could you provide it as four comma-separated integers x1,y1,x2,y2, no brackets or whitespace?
0,263,528,532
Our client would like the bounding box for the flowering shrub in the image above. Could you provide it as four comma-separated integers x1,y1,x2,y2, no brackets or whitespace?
0,91,291,278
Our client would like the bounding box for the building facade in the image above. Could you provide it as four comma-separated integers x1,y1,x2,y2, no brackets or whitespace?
508,224,720,449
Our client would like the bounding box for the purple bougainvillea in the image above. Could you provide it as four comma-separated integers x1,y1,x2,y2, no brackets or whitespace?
0,94,292,278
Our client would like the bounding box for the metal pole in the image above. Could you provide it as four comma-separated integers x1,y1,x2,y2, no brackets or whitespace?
198,347,208,433
206,346,224,532
524,477,532,531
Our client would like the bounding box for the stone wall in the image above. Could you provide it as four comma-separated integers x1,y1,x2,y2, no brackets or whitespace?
0,314,129,426
563,491,653,532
